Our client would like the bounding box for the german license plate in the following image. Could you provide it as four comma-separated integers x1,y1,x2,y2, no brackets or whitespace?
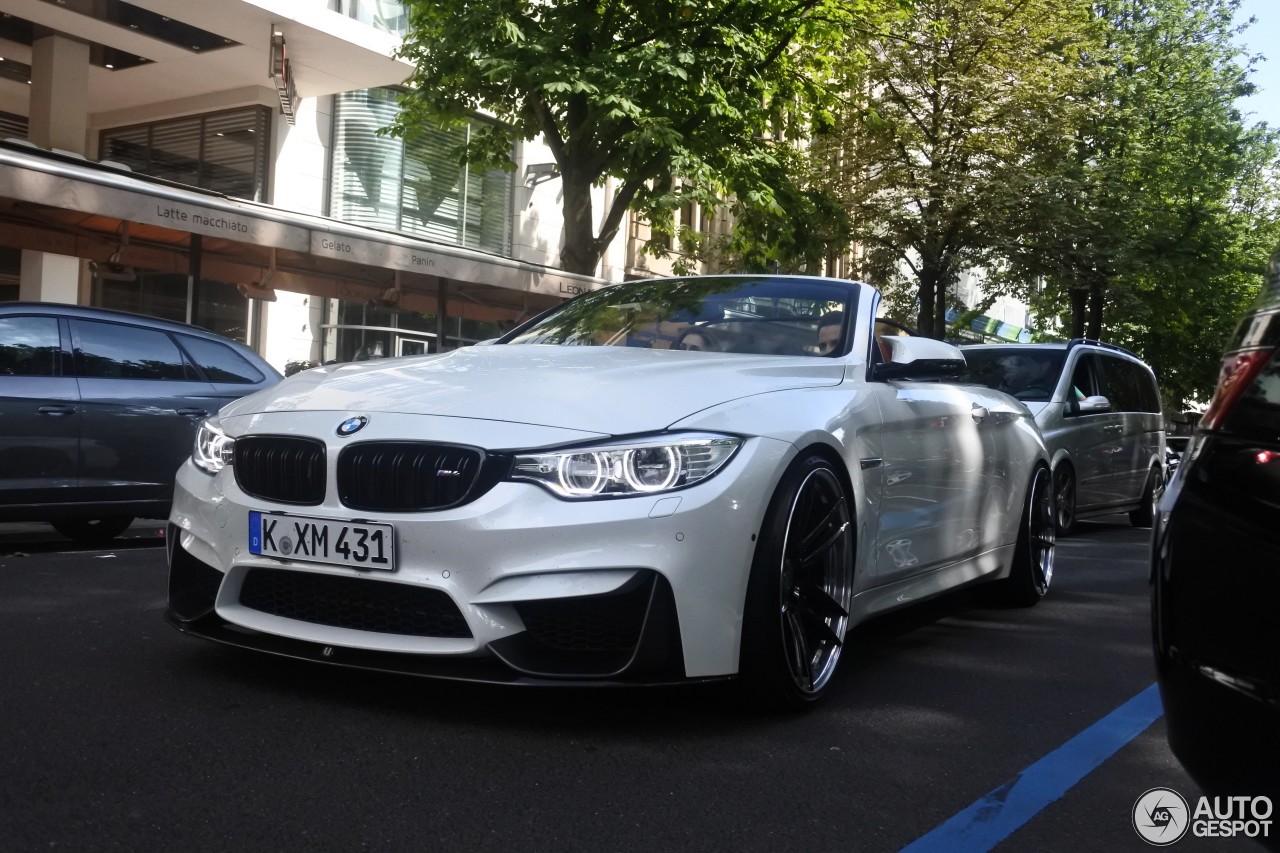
248,511,395,571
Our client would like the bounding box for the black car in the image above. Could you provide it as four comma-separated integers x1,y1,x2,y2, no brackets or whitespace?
1152,257,1280,803
0,302,280,543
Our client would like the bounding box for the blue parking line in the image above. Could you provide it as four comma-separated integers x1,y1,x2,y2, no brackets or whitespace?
901,683,1164,853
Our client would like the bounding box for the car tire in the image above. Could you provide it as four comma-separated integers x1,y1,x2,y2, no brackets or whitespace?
998,465,1055,607
1129,465,1163,529
1053,464,1076,536
51,516,134,545
740,454,854,710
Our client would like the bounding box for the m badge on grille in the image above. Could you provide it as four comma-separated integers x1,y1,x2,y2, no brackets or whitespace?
337,415,368,436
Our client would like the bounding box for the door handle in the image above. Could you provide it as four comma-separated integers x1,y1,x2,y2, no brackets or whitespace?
177,408,209,418
971,405,988,424
37,405,75,416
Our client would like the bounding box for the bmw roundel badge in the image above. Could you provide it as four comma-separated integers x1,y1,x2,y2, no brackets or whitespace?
336,415,368,436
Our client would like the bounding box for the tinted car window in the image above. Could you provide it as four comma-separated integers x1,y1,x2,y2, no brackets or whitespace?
960,348,1066,401
72,319,196,381
0,316,60,377
1133,361,1161,412
1224,348,1280,436
1069,355,1097,400
1099,356,1161,413
1098,355,1138,411
177,334,265,384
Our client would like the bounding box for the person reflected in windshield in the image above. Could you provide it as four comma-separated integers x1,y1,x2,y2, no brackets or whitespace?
502,276,857,353
673,326,721,352
817,312,844,355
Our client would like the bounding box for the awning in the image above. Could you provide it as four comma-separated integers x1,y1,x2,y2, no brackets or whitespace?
946,307,1032,343
0,140,604,322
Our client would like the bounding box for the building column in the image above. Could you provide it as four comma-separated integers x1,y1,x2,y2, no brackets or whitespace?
18,252,80,304
20,34,90,304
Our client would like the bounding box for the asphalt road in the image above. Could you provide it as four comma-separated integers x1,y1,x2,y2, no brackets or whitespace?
0,517,1265,853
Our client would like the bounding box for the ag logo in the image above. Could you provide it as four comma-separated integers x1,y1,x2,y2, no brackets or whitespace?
337,415,368,436
1133,787,1190,845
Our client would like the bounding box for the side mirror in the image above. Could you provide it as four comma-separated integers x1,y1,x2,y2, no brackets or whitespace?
872,336,966,381
1076,395,1112,414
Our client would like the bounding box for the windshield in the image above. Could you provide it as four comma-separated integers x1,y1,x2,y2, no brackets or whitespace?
961,347,1066,402
501,277,857,357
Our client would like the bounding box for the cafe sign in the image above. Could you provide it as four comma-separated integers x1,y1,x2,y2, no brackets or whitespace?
270,31,298,125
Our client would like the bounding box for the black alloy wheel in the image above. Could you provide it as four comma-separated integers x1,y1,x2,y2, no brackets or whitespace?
1000,465,1055,606
742,455,855,709
1053,464,1076,535
1129,465,1164,529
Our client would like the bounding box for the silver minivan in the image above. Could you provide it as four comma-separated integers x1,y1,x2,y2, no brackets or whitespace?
961,340,1166,533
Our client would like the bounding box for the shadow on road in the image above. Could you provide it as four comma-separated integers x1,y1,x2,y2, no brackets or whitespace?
0,521,167,556
168,576,1018,736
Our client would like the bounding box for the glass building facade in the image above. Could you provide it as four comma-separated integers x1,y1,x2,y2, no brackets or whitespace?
99,106,273,202
330,88,512,255
63,87,517,358
91,107,275,345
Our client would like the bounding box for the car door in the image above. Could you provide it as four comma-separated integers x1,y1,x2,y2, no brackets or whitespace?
0,314,79,508
69,318,220,505
172,331,278,412
1098,354,1160,500
1060,352,1128,508
869,381,1003,585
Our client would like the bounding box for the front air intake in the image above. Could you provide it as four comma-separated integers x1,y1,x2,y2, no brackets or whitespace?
239,568,472,638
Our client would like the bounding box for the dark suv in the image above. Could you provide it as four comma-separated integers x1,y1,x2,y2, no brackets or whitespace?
0,303,280,543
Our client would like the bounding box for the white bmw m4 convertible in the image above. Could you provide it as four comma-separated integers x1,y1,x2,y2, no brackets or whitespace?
167,275,1054,707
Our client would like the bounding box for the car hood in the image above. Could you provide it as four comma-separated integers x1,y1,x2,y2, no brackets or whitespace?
222,345,847,435
1022,400,1051,418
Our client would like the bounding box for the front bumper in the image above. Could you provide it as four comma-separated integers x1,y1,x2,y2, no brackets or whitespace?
167,423,794,684
166,536,691,684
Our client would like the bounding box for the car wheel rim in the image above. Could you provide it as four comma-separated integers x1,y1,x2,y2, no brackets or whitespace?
1053,468,1074,531
1029,467,1056,594
778,467,853,695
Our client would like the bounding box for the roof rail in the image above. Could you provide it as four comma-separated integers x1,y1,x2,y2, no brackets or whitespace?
1065,337,1141,359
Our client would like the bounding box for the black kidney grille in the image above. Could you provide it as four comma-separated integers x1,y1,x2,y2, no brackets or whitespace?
234,436,326,505
239,568,472,638
338,442,484,511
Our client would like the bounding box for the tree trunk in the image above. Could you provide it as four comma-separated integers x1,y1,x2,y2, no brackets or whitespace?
1087,276,1105,340
917,254,952,339
934,271,949,341
917,275,936,338
559,172,600,276
1069,285,1088,339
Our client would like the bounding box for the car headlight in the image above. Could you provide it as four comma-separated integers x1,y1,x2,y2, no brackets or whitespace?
193,419,235,475
510,434,742,499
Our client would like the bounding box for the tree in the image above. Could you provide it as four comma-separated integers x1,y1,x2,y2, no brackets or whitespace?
1039,119,1280,408
815,0,1097,337
711,141,856,274
391,0,891,276
1010,0,1280,406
